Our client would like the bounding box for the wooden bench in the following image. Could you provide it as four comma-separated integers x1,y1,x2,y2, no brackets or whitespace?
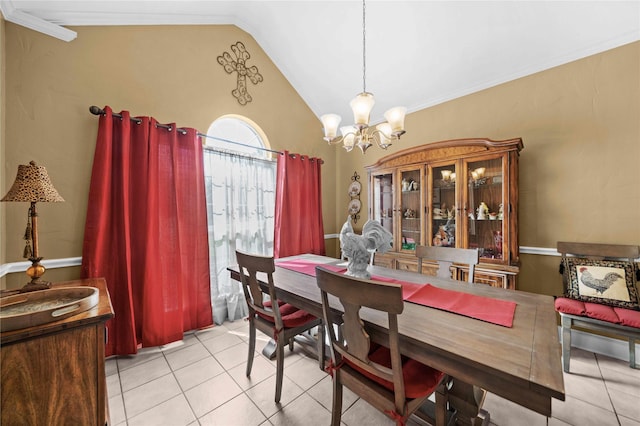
555,242,640,372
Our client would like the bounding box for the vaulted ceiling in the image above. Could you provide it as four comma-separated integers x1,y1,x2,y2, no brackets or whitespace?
2,1,639,125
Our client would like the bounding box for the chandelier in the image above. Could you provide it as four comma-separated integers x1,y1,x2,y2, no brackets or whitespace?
320,0,407,154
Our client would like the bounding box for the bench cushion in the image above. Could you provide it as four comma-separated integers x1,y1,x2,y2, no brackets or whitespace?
615,307,640,328
554,297,585,316
555,297,640,329
585,302,620,323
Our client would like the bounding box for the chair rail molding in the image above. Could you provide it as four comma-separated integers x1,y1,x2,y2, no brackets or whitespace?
520,246,559,256
0,257,82,278
2,246,634,278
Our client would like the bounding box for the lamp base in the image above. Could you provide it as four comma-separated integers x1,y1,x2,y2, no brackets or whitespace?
20,258,51,293
19,280,52,293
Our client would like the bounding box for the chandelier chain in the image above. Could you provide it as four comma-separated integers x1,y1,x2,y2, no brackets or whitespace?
319,0,406,153
362,0,366,93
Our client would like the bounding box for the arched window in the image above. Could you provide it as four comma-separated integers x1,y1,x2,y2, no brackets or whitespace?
202,114,276,324
204,115,271,159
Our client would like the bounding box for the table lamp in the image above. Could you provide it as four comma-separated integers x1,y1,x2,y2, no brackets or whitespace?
2,161,64,292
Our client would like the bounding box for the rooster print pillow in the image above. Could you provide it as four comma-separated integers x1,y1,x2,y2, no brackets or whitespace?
564,258,639,310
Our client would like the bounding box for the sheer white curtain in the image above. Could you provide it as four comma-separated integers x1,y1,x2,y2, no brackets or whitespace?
203,148,276,325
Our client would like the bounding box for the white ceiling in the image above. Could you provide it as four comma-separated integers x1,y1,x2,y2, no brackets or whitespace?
2,1,639,126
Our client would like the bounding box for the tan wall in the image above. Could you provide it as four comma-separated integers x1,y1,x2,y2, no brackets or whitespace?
2,23,337,289
3,22,638,297
337,41,640,296
1,16,6,288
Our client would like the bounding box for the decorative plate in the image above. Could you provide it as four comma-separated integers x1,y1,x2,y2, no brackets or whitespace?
348,180,362,196
348,199,362,215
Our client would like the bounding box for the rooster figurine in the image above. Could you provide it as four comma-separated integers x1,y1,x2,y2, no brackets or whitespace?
340,216,393,279
578,267,624,294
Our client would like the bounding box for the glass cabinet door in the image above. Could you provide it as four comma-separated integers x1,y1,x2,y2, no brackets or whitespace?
430,163,457,248
371,172,395,248
399,168,422,253
465,157,505,261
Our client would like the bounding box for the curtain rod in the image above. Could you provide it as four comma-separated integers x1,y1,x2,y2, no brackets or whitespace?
88,106,322,161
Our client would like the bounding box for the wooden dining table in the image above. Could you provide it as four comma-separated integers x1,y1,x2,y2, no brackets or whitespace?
228,254,565,425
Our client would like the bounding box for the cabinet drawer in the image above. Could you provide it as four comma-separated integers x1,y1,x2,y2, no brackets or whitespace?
373,253,395,269
474,271,509,289
396,259,418,272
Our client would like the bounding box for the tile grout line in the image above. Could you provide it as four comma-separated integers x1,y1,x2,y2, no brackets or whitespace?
163,349,201,425
594,354,623,426
114,325,354,425
195,325,336,425
194,329,268,423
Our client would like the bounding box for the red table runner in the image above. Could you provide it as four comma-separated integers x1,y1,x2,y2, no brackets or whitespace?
404,284,516,327
276,259,516,327
276,259,346,276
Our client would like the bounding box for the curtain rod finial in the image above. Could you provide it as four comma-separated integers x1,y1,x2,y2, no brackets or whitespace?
89,105,104,116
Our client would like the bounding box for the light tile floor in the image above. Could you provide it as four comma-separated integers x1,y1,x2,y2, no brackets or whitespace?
107,320,640,426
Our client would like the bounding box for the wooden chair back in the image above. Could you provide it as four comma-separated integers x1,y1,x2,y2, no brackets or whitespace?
235,250,283,331
415,245,479,283
557,241,640,287
557,241,640,260
316,267,408,413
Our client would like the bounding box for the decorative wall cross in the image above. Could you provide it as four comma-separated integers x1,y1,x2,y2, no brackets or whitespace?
217,41,263,105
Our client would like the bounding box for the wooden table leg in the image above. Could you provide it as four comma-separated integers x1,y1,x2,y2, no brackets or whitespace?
448,379,490,426
262,339,277,359
262,329,323,364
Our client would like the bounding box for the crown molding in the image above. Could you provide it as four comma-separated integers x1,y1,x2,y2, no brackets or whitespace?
0,0,77,42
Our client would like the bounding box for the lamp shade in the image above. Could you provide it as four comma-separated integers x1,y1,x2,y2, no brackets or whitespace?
340,126,357,152
384,106,407,135
320,114,342,140
2,161,64,203
350,92,375,127
375,123,393,149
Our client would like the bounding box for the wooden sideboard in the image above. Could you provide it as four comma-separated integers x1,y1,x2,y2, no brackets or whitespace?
1,278,114,426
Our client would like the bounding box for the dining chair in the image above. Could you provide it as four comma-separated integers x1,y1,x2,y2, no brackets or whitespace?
235,250,324,403
315,267,448,426
415,245,479,283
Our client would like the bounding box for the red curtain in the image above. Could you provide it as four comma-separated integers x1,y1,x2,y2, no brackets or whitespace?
81,106,213,356
274,151,325,258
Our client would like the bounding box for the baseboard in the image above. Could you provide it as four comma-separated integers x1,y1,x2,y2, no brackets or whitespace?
562,326,638,363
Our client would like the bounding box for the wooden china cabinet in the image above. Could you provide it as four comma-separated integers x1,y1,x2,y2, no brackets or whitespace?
366,137,523,289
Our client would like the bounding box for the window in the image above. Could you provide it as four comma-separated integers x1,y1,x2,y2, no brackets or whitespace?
203,115,277,324
204,115,272,159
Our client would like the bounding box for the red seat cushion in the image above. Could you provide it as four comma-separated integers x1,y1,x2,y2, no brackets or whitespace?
263,299,288,310
614,307,640,328
584,302,620,324
555,297,586,315
555,297,640,329
257,302,317,328
345,343,444,399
